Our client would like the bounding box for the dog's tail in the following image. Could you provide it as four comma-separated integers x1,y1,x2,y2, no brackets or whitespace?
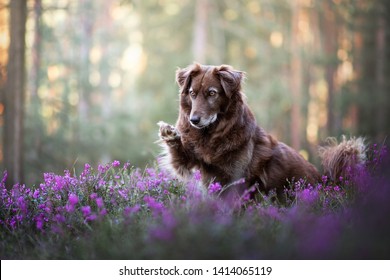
318,136,367,182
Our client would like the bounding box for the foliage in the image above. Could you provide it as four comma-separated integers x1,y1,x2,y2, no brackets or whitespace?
1,144,389,259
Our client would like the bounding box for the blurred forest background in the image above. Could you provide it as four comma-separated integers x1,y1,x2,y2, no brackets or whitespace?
0,0,389,186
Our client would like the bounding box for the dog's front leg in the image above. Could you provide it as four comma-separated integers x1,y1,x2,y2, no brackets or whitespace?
157,121,193,179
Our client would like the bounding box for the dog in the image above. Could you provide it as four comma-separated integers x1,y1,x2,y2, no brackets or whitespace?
158,63,366,199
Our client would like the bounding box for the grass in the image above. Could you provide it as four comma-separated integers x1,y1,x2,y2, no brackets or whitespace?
0,145,389,259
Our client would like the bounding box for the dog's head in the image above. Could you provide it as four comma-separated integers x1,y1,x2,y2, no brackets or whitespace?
176,63,244,129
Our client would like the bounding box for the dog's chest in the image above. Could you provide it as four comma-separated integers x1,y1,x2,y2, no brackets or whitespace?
180,133,215,163
185,139,215,164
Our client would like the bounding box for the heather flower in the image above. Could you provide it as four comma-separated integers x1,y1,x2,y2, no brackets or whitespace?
241,192,251,203
208,182,222,194
80,163,92,180
298,189,319,205
123,162,131,169
17,196,28,214
264,206,281,220
86,214,97,221
84,163,91,172
66,204,75,213
54,175,66,191
124,205,141,217
193,170,202,181
118,189,128,199
8,217,17,229
35,215,44,231
68,194,78,205
98,164,109,174
66,194,78,213
33,189,40,199
112,160,121,168
95,197,104,208
99,208,108,216
144,196,164,213
97,178,105,189
1,170,7,186
81,206,91,217
55,214,65,223
136,181,146,191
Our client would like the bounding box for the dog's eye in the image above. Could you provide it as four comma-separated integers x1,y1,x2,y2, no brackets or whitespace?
209,90,217,96
189,89,195,96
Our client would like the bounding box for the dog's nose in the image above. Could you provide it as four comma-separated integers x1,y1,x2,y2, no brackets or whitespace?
190,115,201,125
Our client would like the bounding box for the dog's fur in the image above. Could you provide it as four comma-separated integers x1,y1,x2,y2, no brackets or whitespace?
158,63,365,197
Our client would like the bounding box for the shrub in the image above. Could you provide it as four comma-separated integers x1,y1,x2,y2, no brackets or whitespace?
0,144,389,259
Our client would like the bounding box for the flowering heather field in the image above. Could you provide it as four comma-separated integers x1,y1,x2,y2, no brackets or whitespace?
1,145,389,259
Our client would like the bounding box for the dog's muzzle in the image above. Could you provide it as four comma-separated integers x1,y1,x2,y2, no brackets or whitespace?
189,114,217,129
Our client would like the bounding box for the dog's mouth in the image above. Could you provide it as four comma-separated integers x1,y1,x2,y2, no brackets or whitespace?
189,114,217,129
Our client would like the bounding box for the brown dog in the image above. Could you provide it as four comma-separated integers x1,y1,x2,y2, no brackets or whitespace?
158,63,365,198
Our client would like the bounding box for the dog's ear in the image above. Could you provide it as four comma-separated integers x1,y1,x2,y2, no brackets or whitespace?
176,63,201,94
216,65,244,98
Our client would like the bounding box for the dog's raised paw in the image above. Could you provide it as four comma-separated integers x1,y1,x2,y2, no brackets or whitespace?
157,121,180,141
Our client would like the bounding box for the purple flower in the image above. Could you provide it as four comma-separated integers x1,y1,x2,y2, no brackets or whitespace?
8,217,17,229
66,204,75,213
80,163,92,180
299,189,319,205
193,170,202,181
84,163,91,172
33,189,40,199
81,206,91,217
86,214,97,221
54,175,66,191
136,181,146,191
97,178,105,189
36,219,43,230
264,206,280,220
1,171,8,186
68,194,78,205
112,160,121,168
144,196,164,213
99,208,107,216
17,196,28,214
98,164,109,174
35,215,45,231
208,182,222,194
55,214,65,223
118,189,128,199
96,197,104,208
124,205,141,217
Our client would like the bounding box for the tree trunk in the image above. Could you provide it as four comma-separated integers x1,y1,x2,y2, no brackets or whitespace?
375,2,386,141
290,1,302,150
192,0,209,63
321,0,339,137
78,0,94,123
30,0,42,101
4,0,27,187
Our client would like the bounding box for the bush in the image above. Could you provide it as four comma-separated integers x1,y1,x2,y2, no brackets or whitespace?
1,145,389,259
